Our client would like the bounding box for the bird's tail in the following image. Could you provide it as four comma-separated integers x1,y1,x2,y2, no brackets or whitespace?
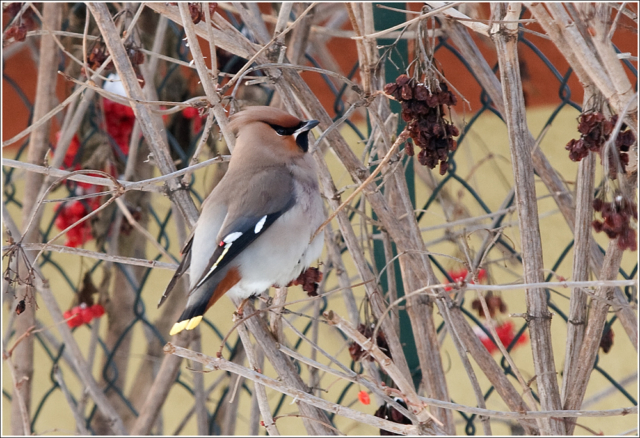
169,267,241,336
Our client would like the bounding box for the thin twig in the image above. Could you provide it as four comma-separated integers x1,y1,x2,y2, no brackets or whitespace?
311,129,409,242
165,342,425,435
54,366,91,435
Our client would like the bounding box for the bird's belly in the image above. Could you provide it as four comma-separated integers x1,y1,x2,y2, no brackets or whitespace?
227,198,324,299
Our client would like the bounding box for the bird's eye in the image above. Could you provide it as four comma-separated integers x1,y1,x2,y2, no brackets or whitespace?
269,124,298,136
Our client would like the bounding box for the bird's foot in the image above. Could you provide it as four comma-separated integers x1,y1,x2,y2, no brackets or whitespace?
235,296,252,318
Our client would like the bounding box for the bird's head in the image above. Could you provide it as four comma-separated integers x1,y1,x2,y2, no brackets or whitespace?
228,106,319,156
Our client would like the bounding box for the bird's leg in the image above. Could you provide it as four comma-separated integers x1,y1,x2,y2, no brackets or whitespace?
235,296,252,318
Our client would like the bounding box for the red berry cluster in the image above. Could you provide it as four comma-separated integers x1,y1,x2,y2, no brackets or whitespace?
474,320,528,355
348,323,391,362
3,4,36,43
55,200,98,248
565,112,635,179
103,98,136,156
63,303,105,328
444,267,486,292
592,196,637,251
384,74,459,175
51,131,114,247
182,106,206,134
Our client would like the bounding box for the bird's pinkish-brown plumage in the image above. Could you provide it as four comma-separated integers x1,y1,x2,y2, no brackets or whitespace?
160,106,325,336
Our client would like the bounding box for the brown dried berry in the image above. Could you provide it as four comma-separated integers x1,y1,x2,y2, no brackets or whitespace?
395,74,410,87
404,139,414,157
414,85,429,101
348,323,391,362
288,267,323,297
384,83,399,97
599,327,614,353
15,299,26,315
400,84,413,100
6,23,27,42
189,3,203,24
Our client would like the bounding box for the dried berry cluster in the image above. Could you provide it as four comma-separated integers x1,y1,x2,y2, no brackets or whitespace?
3,3,36,43
288,266,323,297
565,112,635,179
471,293,507,319
81,42,144,85
348,323,390,362
592,197,637,251
191,2,218,24
384,74,459,175
167,3,217,24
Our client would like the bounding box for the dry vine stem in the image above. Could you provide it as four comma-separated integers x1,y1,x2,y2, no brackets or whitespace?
10,4,62,434
491,4,565,435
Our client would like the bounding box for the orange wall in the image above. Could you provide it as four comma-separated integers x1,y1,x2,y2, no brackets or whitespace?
3,4,637,147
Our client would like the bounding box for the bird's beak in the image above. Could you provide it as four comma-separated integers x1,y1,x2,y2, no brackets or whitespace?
293,120,319,138
293,120,319,153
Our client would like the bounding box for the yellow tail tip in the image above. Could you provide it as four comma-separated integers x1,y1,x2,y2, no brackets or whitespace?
170,320,189,336
186,315,203,330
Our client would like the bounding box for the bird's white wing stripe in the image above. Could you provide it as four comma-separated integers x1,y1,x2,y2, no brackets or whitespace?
254,215,267,234
223,232,242,243
195,244,232,288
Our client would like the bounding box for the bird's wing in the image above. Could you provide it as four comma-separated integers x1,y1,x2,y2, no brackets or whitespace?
157,235,193,308
190,167,295,291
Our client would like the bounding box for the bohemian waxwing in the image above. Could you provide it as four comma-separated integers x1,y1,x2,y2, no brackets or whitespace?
159,106,325,336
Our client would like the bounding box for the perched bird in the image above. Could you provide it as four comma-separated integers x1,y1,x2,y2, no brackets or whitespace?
159,106,325,336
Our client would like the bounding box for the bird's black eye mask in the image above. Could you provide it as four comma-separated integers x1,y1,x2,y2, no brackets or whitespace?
269,120,319,153
269,123,301,137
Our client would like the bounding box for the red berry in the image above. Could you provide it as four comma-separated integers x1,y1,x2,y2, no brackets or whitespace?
91,304,105,318
69,201,87,218
183,107,199,119
66,307,82,328
358,390,371,405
